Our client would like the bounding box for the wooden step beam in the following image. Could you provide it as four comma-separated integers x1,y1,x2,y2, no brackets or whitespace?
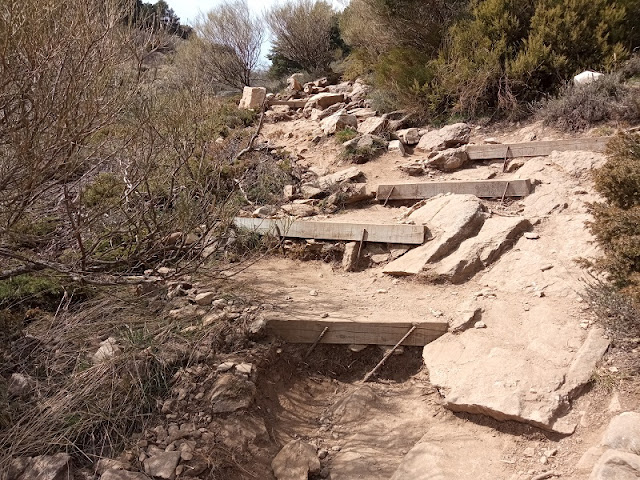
467,137,610,160
266,318,448,346
376,179,532,201
234,217,426,244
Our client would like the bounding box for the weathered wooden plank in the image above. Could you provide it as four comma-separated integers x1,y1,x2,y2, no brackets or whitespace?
266,319,448,346
376,179,532,201
467,137,610,160
268,99,308,108
233,217,426,244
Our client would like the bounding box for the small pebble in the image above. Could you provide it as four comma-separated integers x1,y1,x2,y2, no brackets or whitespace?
525,232,540,240
474,321,487,329
310,290,318,296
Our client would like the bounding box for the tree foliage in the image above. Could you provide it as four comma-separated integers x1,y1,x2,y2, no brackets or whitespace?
265,0,339,75
195,0,265,89
339,0,640,120
0,0,255,285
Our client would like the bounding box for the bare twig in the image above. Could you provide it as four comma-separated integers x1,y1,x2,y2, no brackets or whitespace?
361,325,417,383
233,100,268,163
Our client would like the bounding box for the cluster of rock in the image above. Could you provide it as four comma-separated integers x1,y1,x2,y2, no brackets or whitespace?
577,412,640,478
247,166,372,219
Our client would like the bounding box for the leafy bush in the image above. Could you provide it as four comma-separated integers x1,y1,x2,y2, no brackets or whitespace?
588,133,640,301
339,0,639,120
540,74,640,131
335,127,358,143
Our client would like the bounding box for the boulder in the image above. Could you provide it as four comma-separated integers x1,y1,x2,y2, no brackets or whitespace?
8,373,35,397
17,453,71,480
425,146,469,171
341,183,374,204
317,167,363,189
320,111,358,135
343,242,359,272
398,162,426,176
100,471,151,480
287,73,304,92
357,116,387,135
143,451,181,480
430,217,532,283
416,123,471,153
194,291,216,306
281,203,318,217
347,107,377,119
574,70,604,86
271,440,321,480
300,184,325,199
238,87,266,110
590,450,640,479
305,92,345,112
310,102,346,121
388,140,406,156
602,412,640,455
92,337,121,364
383,194,486,276
395,128,421,145
348,82,370,103
208,374,256,413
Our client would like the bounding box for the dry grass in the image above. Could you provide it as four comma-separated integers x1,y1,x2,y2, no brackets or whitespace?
0,289,256,469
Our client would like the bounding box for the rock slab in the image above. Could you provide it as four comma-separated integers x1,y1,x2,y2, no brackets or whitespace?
430,216,531,283
383,194,486,276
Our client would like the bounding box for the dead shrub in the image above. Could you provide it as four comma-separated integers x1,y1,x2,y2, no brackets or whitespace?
540,74,640,131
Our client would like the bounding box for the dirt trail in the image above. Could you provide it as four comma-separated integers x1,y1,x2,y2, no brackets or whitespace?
230,113,634,479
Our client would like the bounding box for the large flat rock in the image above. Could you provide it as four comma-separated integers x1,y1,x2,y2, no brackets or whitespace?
424,301,608,433
423,194,610,433
389,418,512,480
383,194,486,276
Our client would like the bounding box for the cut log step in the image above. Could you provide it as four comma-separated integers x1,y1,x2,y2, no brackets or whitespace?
467,137,610,160
266,318,448,346
376,179,532,201
233,217,426,244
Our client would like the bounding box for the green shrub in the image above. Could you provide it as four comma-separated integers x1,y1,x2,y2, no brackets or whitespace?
0,274,67,310
540,74,640,131
588,133,640,301
335,127,358,143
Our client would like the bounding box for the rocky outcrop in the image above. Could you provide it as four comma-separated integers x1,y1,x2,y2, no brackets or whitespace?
424,324,610,434
383,194,486,276
429,216,532,283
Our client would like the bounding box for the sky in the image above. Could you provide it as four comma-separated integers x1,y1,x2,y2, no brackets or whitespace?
167,0,345,26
